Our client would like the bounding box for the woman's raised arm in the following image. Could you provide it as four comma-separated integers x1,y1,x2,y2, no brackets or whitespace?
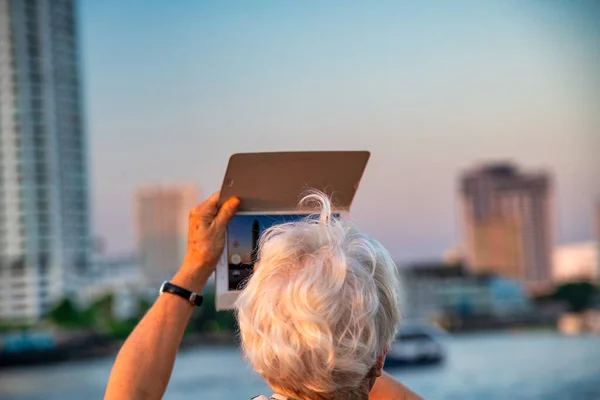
104,193,239,400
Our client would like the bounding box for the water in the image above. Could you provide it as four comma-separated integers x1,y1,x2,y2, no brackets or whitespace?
1,332,599,400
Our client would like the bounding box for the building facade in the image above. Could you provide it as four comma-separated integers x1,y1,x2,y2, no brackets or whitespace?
460,163,553,287
135,185,198,284
399,262,532,322
0,0,91,321
78,254,142,320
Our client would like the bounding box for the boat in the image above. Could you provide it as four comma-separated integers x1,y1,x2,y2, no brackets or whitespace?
384,323,446,368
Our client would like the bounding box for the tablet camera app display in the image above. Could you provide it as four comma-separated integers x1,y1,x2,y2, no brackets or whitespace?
226,214,305,290
226,213,340,290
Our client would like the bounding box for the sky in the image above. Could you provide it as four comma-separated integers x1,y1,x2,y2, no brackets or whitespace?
79,1,600,263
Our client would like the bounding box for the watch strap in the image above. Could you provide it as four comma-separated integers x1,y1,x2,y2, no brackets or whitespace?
159,281,204,307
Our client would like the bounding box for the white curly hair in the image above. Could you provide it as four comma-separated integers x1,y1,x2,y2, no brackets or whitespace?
235,192,401,399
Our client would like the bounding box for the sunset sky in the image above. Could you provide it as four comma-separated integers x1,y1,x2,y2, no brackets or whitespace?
80,1,599,262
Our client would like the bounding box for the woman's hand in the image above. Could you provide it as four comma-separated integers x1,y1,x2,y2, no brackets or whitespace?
173,191,239,292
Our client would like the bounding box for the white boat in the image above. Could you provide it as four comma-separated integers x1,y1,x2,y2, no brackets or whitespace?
385,323,446,368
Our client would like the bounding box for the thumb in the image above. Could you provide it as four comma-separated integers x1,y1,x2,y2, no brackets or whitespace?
213,197,240,231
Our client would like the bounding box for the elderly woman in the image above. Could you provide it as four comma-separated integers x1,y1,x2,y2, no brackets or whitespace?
105,192,421,400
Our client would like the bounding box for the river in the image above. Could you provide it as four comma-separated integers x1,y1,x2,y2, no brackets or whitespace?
1,332,599,400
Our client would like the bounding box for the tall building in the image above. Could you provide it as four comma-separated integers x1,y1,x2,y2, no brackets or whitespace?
135,185,198,284
0,0,91,320
460,163,553,287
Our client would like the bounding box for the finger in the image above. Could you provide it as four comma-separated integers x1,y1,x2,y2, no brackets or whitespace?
190,192,221,226
191,191,220,214
212,197,240,231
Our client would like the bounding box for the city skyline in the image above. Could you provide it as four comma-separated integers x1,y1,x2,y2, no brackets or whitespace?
80,1,600,262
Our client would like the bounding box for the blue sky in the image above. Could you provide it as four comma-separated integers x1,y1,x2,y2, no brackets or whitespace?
79,1,600,262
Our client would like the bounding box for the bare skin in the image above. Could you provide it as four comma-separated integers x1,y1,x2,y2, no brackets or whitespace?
104,192,421,400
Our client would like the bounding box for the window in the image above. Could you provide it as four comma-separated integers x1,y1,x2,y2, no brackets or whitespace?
74,254,88,272
37,199,49,214
34,148,46,161
31,84,42,98
10,258,25,277
27,45,40,60
28,57,40,74
31,98,43,110
35,176,48,190
25,18,38,35
13,292,27,301
13,281,26,289
71,135,81,148
39,223,49,237
39,254,49,273
29,72,43,86
35,158,46,170
34,135,45,147
25,0,37,10
32,110,44,121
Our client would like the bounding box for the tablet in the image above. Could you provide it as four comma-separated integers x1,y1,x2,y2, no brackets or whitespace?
215,151,370,310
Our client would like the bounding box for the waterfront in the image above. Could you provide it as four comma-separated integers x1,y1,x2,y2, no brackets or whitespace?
1,332,599,400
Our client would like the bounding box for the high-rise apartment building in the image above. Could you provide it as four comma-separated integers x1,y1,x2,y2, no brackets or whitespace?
0,0,91,320
135,185,198,284
460,163,553,287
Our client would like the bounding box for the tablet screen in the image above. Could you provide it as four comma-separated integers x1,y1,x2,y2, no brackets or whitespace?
226,213,340,290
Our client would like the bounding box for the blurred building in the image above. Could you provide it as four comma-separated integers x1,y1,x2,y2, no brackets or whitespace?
81,253,142,296
78,254,142,320
442,245,465,265
135,185,198,284
553,242,598,283
399,262,532,322
0,0,91,321
460,163,553,288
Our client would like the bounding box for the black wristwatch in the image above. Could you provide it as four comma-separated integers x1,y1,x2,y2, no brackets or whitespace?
159,281,204,307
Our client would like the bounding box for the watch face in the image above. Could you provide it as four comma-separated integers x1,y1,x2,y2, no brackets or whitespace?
159,281,167,294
